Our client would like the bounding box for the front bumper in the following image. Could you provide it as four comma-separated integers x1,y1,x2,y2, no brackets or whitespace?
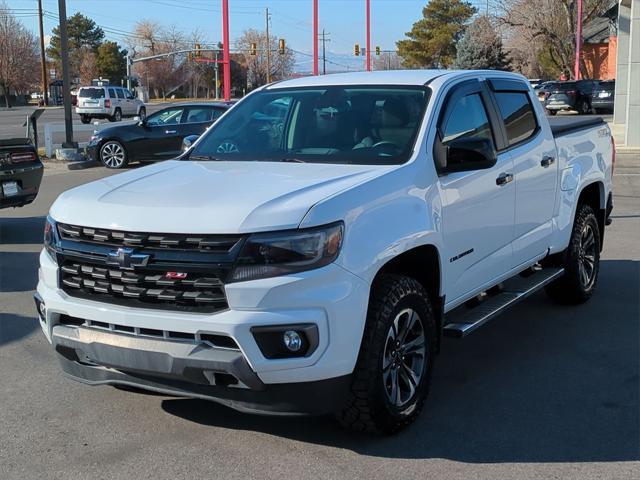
37,249,369,412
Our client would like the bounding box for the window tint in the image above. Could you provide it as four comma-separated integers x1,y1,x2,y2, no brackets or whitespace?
78,88,105,98
441,93,493,146
185,108,215,123
146,108,184,126
116,88,125,99
212,108,225,120
494,92,537,146
108,88,116,98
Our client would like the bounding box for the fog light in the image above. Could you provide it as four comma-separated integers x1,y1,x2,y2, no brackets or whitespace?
283,330,302,352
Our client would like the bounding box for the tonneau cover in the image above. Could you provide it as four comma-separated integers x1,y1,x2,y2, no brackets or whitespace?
548,116,606,136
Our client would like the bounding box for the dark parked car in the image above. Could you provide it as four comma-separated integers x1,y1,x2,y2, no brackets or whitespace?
534,81,557,103
0,138,44,209
591,79,615,114
545,80,597,115
86,102,231,169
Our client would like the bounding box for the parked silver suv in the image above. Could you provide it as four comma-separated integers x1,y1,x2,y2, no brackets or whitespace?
76,86,146,124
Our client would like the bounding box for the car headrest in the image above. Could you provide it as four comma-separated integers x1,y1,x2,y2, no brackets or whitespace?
380,98,410,128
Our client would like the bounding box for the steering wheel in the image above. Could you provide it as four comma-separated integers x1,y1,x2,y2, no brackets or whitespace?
372,141,400,149
216,141,239,154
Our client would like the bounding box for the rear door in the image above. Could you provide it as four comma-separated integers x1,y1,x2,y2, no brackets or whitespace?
182,106,226,136
438,80,516,306
489,78,557,267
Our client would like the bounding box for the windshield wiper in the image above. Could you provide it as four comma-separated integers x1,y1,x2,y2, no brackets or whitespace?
188,155,223,162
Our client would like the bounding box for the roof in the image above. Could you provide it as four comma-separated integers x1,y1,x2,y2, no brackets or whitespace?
166,101,233,108
266,70,448,89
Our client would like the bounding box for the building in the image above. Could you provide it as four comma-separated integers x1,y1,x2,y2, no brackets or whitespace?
583,1,619,80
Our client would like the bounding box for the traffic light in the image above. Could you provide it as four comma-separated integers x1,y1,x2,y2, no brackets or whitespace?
195,43,201,58
375,46,381,55
250,42,257,56
278,38,285,55
354,43,360,56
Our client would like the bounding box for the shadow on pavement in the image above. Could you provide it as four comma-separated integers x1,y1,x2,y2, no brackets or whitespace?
0,216,46,245
0,313,39,348
161,260,639,463
0,251,40,293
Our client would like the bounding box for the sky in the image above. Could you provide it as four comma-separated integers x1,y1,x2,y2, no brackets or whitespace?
7,0,491,71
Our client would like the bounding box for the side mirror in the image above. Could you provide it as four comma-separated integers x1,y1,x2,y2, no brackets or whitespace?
438,137,497,173
182,134,200,153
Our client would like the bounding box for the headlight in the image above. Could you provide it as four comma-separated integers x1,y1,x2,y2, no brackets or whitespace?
44,215,60,261
229,222,343,282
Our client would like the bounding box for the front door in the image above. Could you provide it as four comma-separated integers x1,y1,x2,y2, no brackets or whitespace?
438,81,516,308
135,107,186,161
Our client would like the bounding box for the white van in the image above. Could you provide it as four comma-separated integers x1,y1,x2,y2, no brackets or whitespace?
76,86,146,124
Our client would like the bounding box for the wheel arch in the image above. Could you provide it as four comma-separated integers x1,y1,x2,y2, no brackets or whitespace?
576,181,606,250
372,244,444,351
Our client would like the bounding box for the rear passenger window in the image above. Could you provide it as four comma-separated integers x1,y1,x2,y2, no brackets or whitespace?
441,93,494,146
494,92,537,146
186,108,214,123
108,88,116,98
116,89,125,99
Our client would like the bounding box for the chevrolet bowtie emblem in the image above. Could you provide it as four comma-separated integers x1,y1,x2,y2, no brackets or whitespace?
106,247,150,270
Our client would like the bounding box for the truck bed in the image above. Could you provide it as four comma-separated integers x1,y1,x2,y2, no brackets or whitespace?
547,116,606,137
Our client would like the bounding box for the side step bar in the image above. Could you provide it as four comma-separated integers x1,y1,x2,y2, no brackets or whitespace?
443,267,564,338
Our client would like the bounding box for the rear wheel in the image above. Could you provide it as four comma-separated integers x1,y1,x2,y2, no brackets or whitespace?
338,274,436,434
109,108,122,122
99,140,128,169
80,114,91,124
547,109,557,116
545,204,600,304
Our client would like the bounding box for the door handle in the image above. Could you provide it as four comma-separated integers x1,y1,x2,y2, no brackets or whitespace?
496,172,514,186
541,156,555,167
165,130,177,134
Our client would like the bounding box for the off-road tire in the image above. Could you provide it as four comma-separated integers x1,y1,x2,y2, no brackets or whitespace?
337,274,436,434
545,204,601,304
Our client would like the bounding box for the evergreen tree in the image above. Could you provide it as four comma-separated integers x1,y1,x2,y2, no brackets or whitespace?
453,15,510,70
397,0,476,68
96,41,127,85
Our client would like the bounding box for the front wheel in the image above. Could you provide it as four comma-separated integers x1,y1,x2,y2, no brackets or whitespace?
545,204,601,304
338,274,436,434
99,140,128,169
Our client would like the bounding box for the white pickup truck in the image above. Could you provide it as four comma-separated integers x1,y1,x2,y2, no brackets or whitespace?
37,70,614,433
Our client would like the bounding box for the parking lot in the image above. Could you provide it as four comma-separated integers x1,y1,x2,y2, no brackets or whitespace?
0,164,637,479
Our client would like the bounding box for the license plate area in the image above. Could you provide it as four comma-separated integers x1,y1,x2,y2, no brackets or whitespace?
2,181,19,197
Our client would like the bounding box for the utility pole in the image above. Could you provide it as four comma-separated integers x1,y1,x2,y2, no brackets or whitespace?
365,0,371,71
320,30,331,75
214,50,220,99
574,0,583,80
265,8,271,84
313,0,319,75
57,0,74,147
37,0,48,105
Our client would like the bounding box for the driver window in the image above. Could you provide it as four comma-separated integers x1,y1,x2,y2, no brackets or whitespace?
441,93,494,147
146,108,184,126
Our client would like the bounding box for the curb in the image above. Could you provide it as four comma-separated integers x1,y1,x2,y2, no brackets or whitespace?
67,160,100,170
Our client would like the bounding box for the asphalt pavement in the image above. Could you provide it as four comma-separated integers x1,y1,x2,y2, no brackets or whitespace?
0,166,638,479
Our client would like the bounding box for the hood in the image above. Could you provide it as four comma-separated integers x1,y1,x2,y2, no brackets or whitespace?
50,160,391,233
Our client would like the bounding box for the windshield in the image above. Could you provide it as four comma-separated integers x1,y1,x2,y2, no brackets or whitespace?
78,88,105,99
189,86,430,165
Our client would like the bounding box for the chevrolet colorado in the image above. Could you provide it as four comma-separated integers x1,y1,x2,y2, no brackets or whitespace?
37,70,614,433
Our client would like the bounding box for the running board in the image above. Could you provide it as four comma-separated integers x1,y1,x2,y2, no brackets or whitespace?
443,267,565,338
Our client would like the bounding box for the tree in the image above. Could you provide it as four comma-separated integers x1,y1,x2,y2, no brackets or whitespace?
497,0,610,79
0,2,39,107
96,41,127,85
373,51,403,71
235,29,296,89
78,47,97,85
453,15,510,70
397,0,476,68
48,13,104,79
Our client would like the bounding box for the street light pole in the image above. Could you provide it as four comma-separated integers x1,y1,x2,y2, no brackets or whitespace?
265,8,271,84
574,0,583,80
37,0,48,105
57,0,74,147
222,0,231,101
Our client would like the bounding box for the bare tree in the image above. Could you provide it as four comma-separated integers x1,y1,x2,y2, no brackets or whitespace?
373,52,403,71
495,0,610,79
0,2,39,107
235,29,295,89
78,47,98,85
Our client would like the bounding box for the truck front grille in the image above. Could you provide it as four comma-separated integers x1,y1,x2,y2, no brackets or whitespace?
60,258,229,313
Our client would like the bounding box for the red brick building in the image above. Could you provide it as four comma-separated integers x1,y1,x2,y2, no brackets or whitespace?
582,2,619,80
